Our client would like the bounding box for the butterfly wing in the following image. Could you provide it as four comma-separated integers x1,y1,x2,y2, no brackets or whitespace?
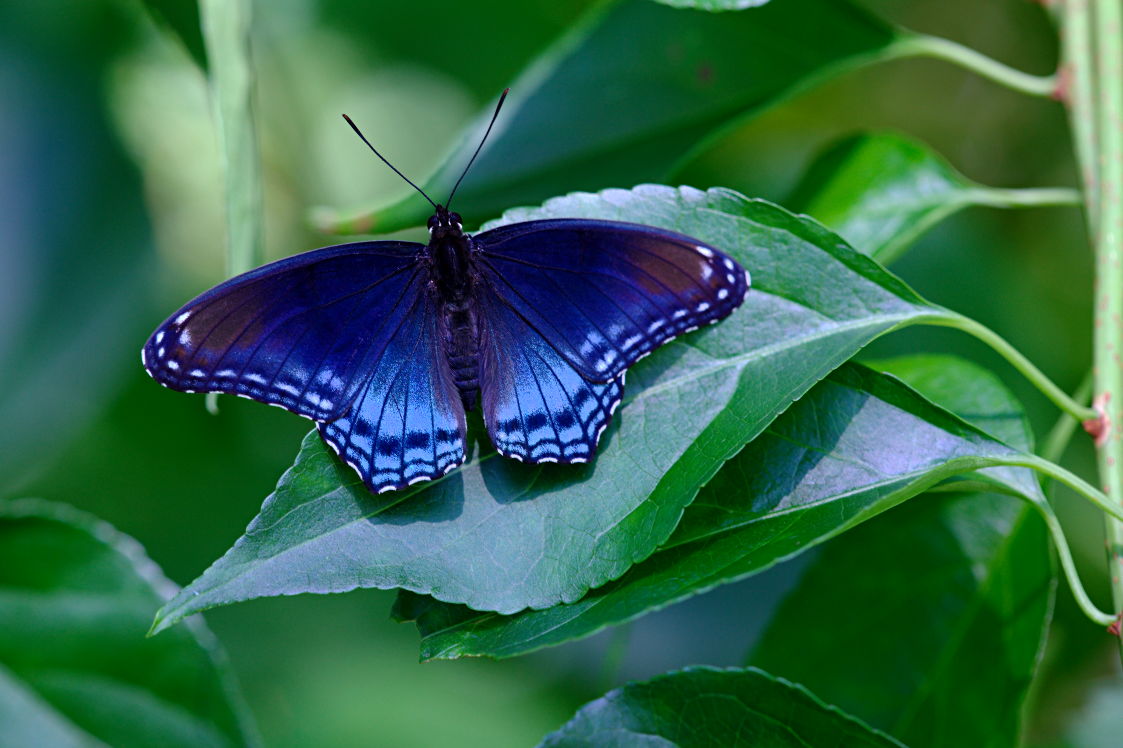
477,285,623,463
318,280,466,493
472,219,750,382
142,241,425,421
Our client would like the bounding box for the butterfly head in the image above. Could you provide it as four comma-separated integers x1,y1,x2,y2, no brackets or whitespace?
428,205,465,240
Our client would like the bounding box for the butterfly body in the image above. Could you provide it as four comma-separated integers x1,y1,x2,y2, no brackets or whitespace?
428,206,483,410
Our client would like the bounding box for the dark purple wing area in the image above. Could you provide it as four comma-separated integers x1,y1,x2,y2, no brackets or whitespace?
477,284,622,464
142,241,424,422
318,281,466,493
472,219,750,383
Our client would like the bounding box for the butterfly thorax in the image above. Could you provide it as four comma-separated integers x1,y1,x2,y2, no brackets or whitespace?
428,206,481,410
428,206,472,298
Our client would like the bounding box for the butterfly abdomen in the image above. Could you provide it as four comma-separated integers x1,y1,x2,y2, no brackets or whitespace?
441,297,481,411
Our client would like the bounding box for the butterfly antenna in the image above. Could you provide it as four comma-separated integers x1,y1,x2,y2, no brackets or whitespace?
446,88,509,210
342,114,437,210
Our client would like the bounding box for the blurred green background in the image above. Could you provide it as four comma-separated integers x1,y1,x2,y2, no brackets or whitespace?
1,0,1117,745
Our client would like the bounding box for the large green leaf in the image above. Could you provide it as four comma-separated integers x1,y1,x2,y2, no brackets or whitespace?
0,500,255,747
395,359,1045,660
788,133,1071,264
536,666,904,748
747,354,1053,748
316,0,895,233
153,184,950,632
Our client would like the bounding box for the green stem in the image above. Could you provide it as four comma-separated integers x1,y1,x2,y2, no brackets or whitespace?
200,0,262,277
1026,494,1117,626
965,186,1083,209
1006,453,1123,524
967,454,1116,626
1041,371,1094,464
1059,0,1100,229
888,34,1058,98
927,313,1099,421
1091,0,1123,649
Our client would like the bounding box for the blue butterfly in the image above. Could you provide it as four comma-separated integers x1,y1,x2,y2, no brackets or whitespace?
142,91,750,494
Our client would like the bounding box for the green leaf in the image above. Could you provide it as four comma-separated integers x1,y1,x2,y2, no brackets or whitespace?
746,354,1053,748
536,666,905,748
154,184,948,632
790,133,976,263
787,133,1074,264
396,359,1044,661
139,0,208,70
200,0,262,276
317,0,896,233
868,353,1033,450
0,499,255,748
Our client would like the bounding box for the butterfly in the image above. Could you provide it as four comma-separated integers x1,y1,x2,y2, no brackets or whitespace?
142,90,750,494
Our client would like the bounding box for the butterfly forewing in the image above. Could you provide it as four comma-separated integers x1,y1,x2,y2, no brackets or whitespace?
318,277,467,493
473,219,750,383
142,242,424,421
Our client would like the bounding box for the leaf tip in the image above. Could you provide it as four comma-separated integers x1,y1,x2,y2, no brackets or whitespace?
148,605,181,637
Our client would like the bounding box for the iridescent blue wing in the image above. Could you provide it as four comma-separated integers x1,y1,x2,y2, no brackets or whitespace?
473,219,750,382
318,281,466,493
142,241,424,421
477,285,623,463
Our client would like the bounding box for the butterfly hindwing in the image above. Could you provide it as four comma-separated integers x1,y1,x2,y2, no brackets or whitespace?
473,219,749,382
319,278,467,493
142,242,424,421
478,284,623,464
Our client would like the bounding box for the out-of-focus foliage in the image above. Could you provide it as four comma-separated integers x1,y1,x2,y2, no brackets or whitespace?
0,499,253,747
140,0,207,70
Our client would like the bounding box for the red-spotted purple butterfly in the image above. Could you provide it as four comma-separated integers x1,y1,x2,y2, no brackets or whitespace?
142,90,750,494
